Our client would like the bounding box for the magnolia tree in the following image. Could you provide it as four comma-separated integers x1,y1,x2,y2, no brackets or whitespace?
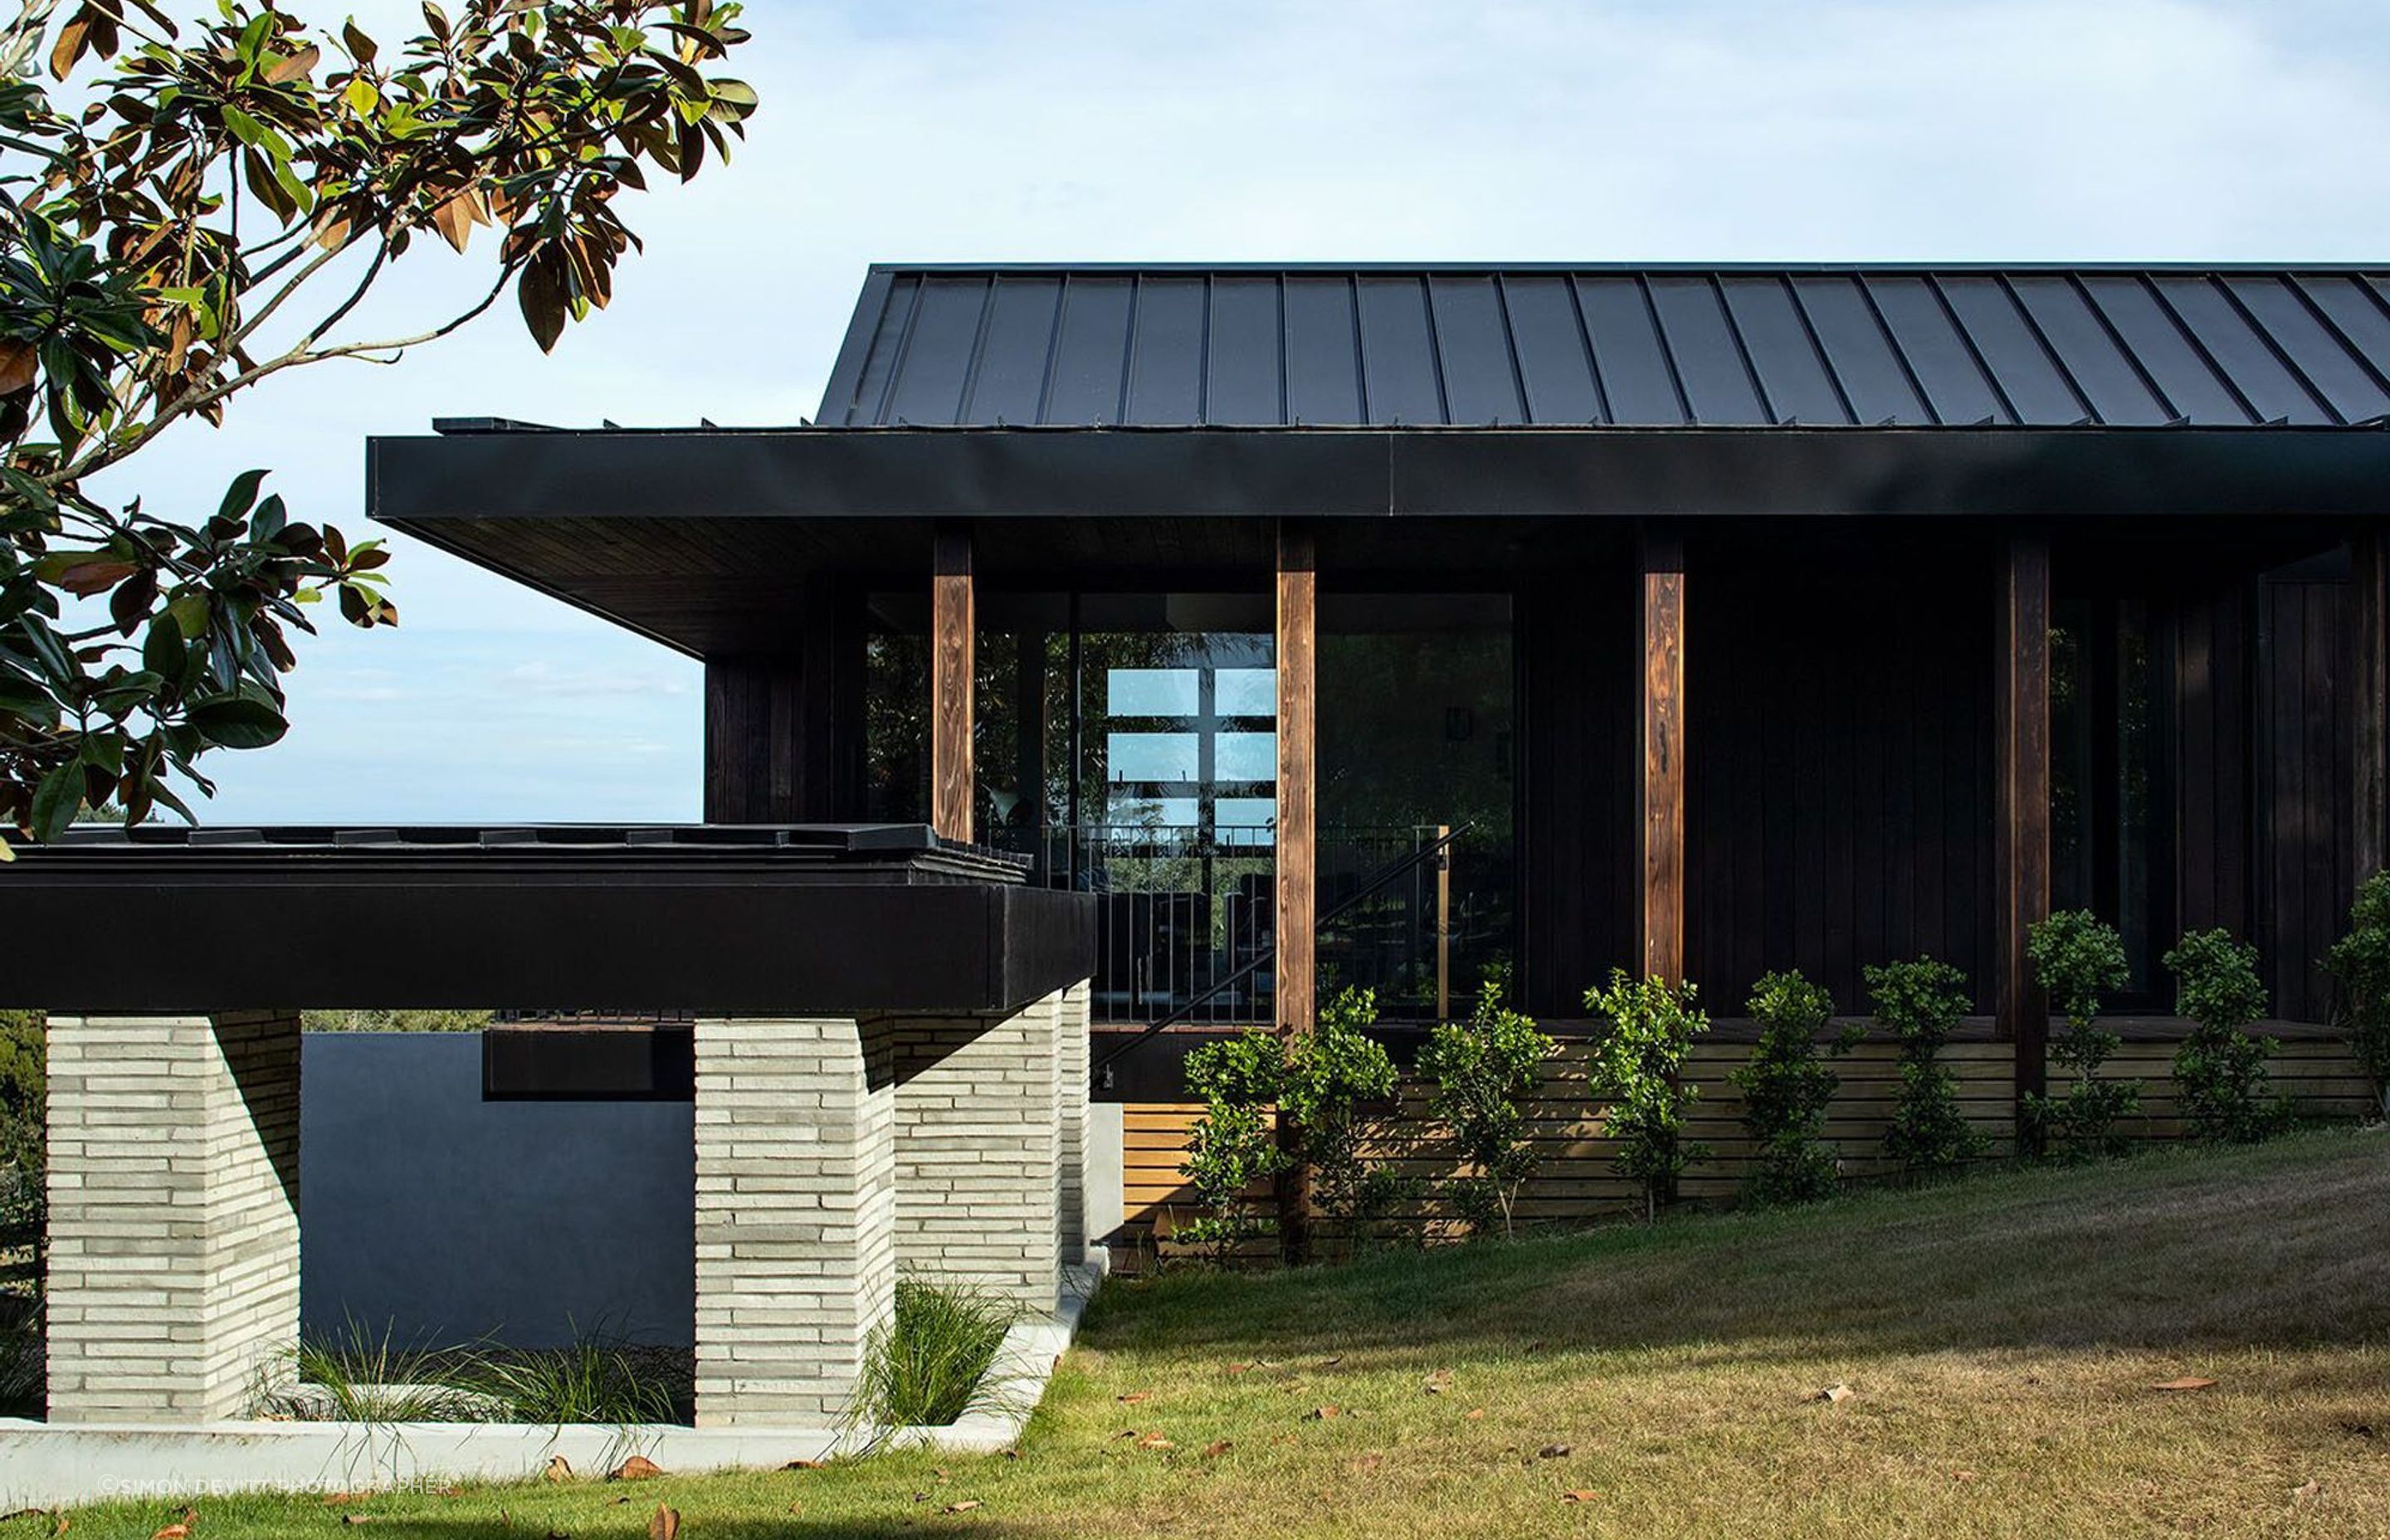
0,0,754,846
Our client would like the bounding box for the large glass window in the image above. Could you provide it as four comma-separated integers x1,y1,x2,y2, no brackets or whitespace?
2052,597,2167,998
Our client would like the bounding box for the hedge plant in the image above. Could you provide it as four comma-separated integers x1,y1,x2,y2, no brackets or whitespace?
1417,964,1554,1238
2025,909,2139,1158
2325,870,2390,1119
2163,928,2293,1143
1729,970,1863,1206
1583,970,1710,1221
1865,957,1986,1175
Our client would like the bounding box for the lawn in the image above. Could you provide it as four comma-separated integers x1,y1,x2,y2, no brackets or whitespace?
34,1128,2390,1539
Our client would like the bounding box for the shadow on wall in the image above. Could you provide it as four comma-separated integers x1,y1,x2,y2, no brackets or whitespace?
300,1034,695,1351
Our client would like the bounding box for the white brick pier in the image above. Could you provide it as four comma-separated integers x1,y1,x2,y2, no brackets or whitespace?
44,1011,303,1423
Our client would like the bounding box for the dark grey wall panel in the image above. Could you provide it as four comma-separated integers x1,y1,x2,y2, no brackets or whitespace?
300,1034,695,1350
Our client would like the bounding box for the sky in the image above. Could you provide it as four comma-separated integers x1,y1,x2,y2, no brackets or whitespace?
110,0,2390,825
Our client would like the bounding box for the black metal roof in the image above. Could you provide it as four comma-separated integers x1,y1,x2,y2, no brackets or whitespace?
816,264,2390,431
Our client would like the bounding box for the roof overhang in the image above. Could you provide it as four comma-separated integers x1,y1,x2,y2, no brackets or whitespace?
368,424,2390,654
0,825,1095,1016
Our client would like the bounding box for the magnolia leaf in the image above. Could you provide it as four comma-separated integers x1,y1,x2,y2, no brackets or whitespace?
646,1504,679,1540
607,1456,661,1482
185,693,288,750
31,759,82,841
0,339,34,394
266,43,320,84
48,17,90,80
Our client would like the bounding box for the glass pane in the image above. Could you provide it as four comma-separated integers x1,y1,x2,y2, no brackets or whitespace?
1216,796,1277,836
1214,731,1277,783
1108,668,1200,716
1215,668,1276,716
1106,732,1199,783
1319,593,1515,1020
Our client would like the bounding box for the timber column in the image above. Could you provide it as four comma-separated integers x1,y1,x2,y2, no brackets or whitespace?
1274,520,1318,1263
1995,534,2053,1128
931,523,976,844
1638,527,1686,983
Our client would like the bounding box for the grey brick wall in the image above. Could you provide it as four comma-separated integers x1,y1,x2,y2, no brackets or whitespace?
45,1011,302,1424
692,1016,897,1427
1058,981,1091,1259
885,991,1066,1304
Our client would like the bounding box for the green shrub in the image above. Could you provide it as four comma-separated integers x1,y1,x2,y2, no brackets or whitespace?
2025,910,2139,1158
1178,988,1404,1263
2164,928,2294,1143
1583,970,1710,1221
301,1009,495,1032
848,1278,1019,1430
1730,970,1863,1206
0,1011,43,1267
2325,870,2390,1119
1865,957,1986,1175
1417,964,1554,1238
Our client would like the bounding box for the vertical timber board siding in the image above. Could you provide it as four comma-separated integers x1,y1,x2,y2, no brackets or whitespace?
1639,529,1687,982
1996,536,2052,1108
2173,584,2256,938
931,525,976,843
2353,525,2388,886
701,579,859,822
1519,565,1636,1018
1275,521,1318,1036
2260,572,2355,1022
1684,558,1994,1011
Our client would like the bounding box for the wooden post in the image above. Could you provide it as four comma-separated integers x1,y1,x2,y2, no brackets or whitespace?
1275,520,1317,1265
1638,529,1686,983
1995,534,2053,1128
930,524,974,845
1435,824,1452,1022
2355,524,2388,886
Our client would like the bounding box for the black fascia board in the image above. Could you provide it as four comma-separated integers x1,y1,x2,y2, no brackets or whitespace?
370,424,2390,524
0,842,1093,1016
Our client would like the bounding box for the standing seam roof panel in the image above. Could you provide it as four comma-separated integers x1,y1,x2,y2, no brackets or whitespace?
817,264,2390,431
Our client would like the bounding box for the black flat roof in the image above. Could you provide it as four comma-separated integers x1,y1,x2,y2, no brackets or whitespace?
819,264,2390,431
0,825,1091,1015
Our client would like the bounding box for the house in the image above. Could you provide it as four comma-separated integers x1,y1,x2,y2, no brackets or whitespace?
7,263,2388,1431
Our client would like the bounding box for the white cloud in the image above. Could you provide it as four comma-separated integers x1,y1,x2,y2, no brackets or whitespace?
107,0,2390,822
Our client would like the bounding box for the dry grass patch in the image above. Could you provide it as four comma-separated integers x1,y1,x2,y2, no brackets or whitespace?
41,1128,2390,1539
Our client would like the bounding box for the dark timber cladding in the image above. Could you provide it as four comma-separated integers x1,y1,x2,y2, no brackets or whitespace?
1996,536,2053,1106
2355,524,2388,885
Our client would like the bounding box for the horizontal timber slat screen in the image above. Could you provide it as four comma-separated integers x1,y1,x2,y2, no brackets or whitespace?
1115,1033,2374,1269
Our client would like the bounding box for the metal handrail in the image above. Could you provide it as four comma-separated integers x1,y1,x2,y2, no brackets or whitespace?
1090,820,1474,1075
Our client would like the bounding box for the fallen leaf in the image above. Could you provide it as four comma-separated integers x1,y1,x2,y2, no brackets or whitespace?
1817,1383,1855,1404
545,1531,571,1540
544,1455,574,1483
1562,1490,1601,1503
1136,1433,1174,1450
1305,1406,1342,1421
1000,1447,1022,1460
1953,1470,1980,1484
52,1517,67,1537
943,1500,983,1513
1227,1362,1253,1375
1118,1392,1150,1404
933,1469,949,1483
150,1528,188,1540
2151,1377,2218,1393
1351,1453,1383,1473
609,1456,664,1482
1317,1356,1343,1368
1466,1407,1487,1421
2292,1480,2323,1501
1202,1440,1233,1458
783,1459,825,1470
1424,1370,1455,1395
1538,1443,1573,1460
787,1503,802,1516
647,1504,680,1540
